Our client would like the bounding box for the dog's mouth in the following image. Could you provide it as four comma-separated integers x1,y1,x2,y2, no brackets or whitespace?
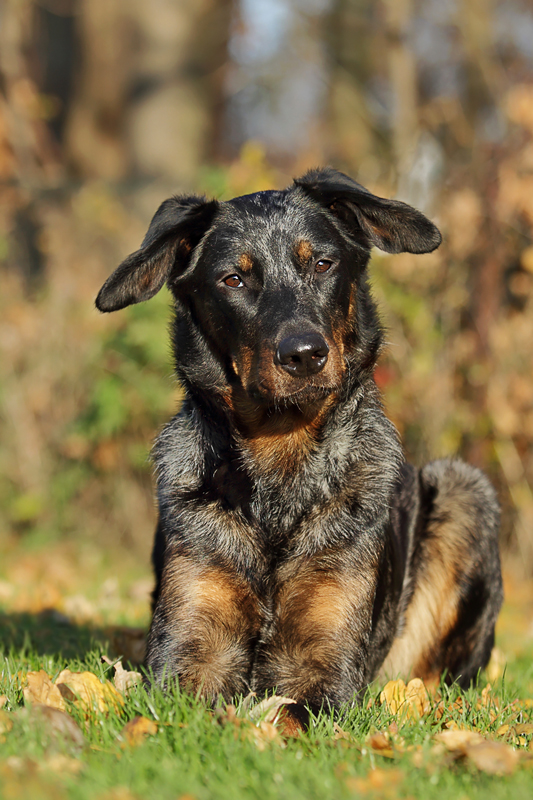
250,382,336,408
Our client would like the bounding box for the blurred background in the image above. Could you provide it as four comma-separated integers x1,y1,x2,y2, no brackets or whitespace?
1,0,533,612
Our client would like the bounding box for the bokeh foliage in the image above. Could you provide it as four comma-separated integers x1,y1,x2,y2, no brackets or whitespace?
0,0,532,570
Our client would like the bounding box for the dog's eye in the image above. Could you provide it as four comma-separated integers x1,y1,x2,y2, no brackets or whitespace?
223,275,244,288
315,259,333,274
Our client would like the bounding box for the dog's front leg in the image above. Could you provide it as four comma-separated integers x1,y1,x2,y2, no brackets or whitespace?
145,549,262,701
251,541,383,710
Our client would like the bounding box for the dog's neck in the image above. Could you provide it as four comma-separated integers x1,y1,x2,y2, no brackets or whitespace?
171,374,402,539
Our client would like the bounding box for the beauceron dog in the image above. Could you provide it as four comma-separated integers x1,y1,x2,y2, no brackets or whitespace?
96,168,502,718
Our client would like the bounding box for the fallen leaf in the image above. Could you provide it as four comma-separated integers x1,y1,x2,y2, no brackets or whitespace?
244,720,282,751
380,678,431,719
41,754,83,775
240,693,257,712
515,723,533,735
27,704,85,748
0,709,13,735
248,695,296,724
435,729,519,775
99,790,140,800
435,729,485,750
466,740,519,775
368,732,394,758
0,696,7,709
23,671,66,711
487,647,506,683
121,716,158,747
333,722,352,741
346,767,404,795
404,678,432,717
214,704,241,727
101,656,142,695
55,670,123,714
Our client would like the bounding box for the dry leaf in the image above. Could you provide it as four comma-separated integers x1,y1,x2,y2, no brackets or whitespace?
244,720,282,751
0,696,7,709
248,695,296,724
121,716,158,747
435,729,485,750
487,647,506,682
23,670,66,711
101,656,142,695
435,729,519,775
466,741,519,775
41,754,83,775
380,678,431,719
368,732,394,758
28,704,85,748
99,790,140,800
214,705,241,727
55,669,124,714
346,767,404,795
0,709,13,735
248,695,304,737
515,723,533,735
380,679,407,715
404,678,431,717
333,722,352,741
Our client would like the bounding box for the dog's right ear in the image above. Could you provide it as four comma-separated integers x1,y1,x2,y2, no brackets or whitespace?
95,196,218,312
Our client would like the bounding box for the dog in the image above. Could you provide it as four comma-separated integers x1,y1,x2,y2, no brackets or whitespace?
96,168,502,716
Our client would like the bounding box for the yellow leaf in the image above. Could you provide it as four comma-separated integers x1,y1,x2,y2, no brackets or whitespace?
41,754,83,775
487,647,507,682
404,678,431,717
121,716,158,747
380,678,431,719
368,732,394,758
380,679,407,715
244,720,282,751
55,670,124,714
435,729,485,751
435,730,518,775
515,723,533,735
346,767,404,794
466,741,519,776
0,709,13,735
23,670,66,711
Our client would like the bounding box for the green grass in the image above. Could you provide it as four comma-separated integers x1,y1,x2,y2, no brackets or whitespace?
1,611,533,800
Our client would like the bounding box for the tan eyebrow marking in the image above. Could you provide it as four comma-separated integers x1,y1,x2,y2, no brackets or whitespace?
238,253,254,272
295,240,313,263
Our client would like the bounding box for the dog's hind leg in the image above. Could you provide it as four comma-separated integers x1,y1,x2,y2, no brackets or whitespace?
380,459,503,688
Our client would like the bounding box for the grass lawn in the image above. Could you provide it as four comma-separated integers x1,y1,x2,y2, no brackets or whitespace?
1,543,533,800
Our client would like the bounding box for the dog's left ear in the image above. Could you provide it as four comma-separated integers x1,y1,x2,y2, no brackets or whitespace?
96,195,219,312
294,167,441,254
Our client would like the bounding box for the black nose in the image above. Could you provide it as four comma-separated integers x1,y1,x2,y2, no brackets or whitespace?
275,333,329,377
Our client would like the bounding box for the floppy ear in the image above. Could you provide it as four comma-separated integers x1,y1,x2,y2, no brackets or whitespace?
294,167,441,255
95,195,218,312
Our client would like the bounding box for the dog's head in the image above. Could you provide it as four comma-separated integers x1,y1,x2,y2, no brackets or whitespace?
96,168,440,413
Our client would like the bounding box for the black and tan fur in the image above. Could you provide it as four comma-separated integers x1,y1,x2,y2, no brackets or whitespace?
96,168,502,716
